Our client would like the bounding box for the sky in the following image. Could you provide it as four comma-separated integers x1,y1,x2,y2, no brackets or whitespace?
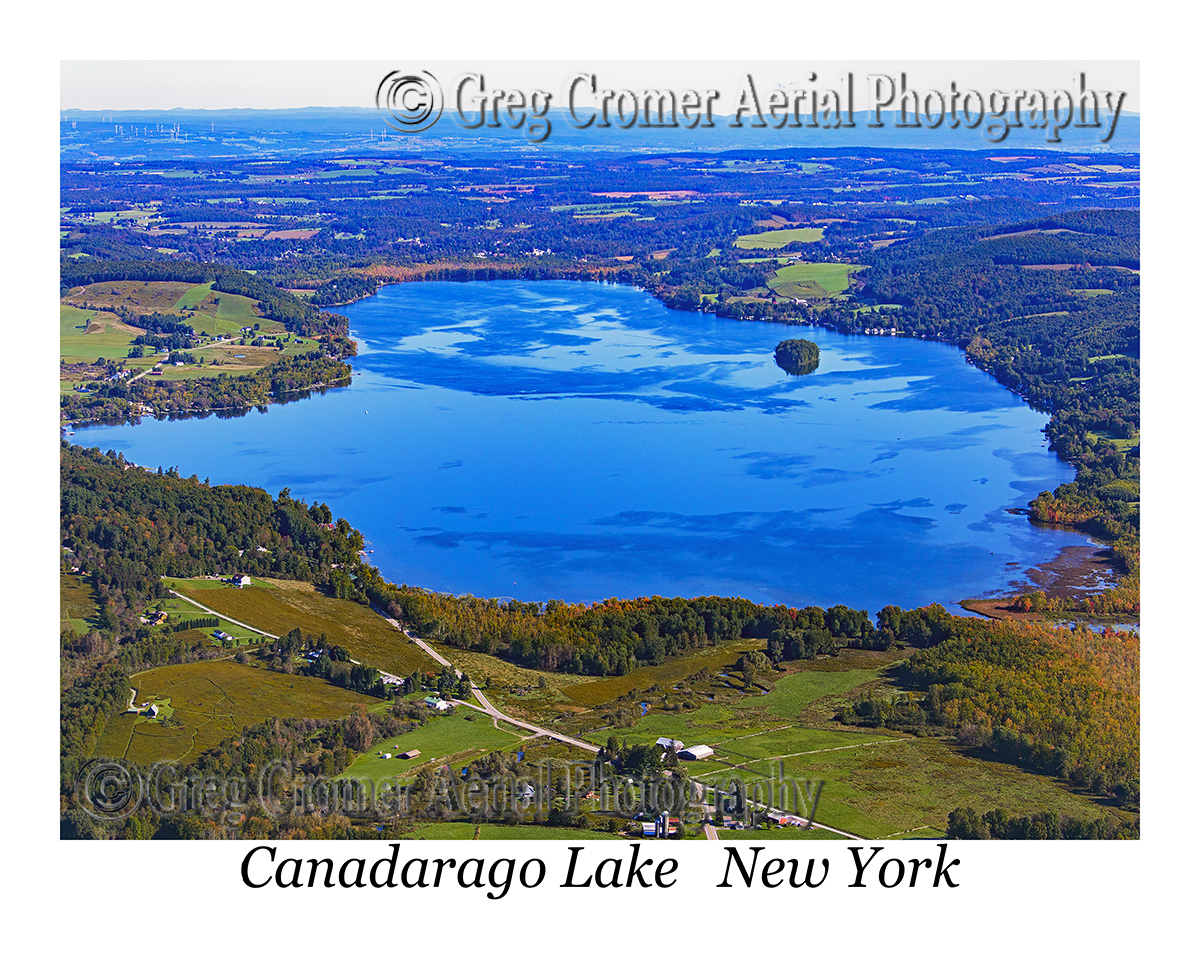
61,60,1140,113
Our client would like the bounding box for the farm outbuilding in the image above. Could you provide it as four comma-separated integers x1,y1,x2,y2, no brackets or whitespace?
399,750,421,760
679,745,714,761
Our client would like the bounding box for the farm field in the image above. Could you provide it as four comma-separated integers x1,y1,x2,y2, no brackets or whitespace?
717,826,851,840
169,577,440,675
561,638,770,707
60,281,312,386
766,262,863,299
63,280,200,315
60,305,149,362
60,572,101,634
695,732,1128,840
734,227,824,249
93,659,381,765
388,822,618,839
338,710,524,782
156,587,268,646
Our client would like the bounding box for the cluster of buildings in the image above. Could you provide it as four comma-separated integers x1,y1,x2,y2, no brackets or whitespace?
655,737,713,761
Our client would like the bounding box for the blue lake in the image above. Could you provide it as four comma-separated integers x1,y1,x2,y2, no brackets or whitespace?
75,280,1103,614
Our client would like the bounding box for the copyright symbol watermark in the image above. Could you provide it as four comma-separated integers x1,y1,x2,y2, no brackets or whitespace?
376,70,443,133
76,759,143,821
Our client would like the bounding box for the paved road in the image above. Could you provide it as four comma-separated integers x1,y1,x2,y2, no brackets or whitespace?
371,605,600,754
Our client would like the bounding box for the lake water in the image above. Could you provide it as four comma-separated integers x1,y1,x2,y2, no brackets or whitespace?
75,280,1103,614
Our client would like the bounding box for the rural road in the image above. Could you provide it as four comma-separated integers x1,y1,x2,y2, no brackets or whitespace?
177,589,868,837
371,604,600,754
372,605,866,837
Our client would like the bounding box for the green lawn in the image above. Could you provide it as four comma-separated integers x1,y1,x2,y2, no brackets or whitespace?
735,227,825,249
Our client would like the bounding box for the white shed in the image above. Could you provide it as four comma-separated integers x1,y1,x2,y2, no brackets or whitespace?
679,744,714,761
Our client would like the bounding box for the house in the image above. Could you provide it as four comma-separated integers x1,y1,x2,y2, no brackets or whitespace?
235,575,251,587
147,704,159,718
679,745,714,761
423,696,451,712
655,737,684,752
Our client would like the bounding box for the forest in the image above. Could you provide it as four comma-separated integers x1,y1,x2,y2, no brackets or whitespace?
774,338,820,375
838,617,1139,805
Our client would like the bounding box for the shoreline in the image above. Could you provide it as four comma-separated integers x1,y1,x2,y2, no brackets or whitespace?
960,541,1131,623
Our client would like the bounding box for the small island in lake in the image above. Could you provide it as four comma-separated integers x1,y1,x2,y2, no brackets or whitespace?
774,338,820,375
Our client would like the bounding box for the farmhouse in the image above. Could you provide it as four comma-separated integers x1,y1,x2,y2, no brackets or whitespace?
655,737,684,752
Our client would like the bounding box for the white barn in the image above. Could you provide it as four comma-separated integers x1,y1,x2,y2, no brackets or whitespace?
679,745,714,761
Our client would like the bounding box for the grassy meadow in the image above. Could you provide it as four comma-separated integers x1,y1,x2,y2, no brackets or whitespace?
734,227,825,249
766,262,863,299
93,659,381,765
169,577,441,675
338,710,524,782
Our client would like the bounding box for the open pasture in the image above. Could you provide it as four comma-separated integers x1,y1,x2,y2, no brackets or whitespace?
338,711,523,782
63,280,200,315
61,572,102,635
696,734,1129,840
171,578,440,676
95,659,381,765
734,227,825,249
60,305,145,362
767,262,862,299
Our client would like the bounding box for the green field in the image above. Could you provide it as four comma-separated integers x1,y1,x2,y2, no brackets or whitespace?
718,826,849,840
697,734,1127,840
1085,429,1139,453
170,578,440,676
173,282,214,310
766,262,863,299
94,659,381,765
734,227,825,249
338,710,524,782
579,663,883,749
476,824,618,839
61,572,102,635
562,639,768,707
387,822,617,839
60,305,143,362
